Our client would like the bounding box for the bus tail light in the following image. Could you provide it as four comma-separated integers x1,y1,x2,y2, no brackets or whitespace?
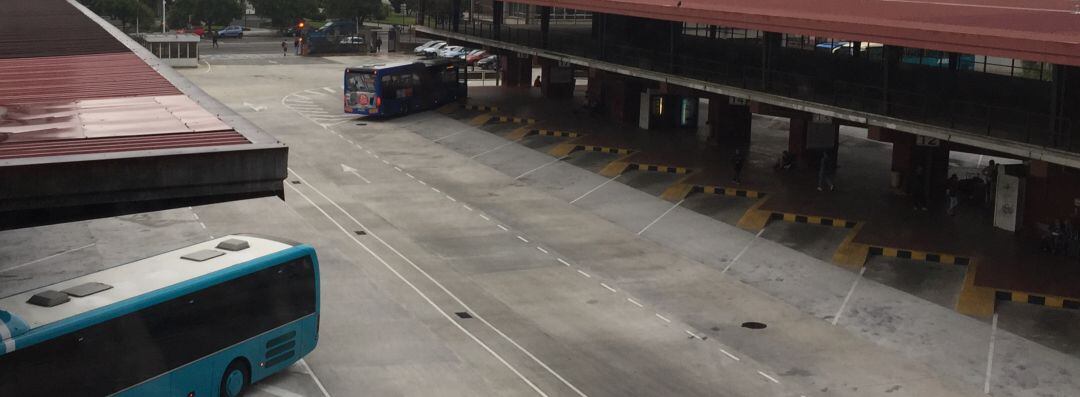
375,97,381,107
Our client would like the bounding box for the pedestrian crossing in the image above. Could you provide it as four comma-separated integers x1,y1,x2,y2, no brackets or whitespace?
282,87,358,128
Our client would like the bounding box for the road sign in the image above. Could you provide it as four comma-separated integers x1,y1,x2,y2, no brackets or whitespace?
915,136,940,147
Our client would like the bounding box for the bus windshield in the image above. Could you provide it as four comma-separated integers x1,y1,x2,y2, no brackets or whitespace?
346,72,375,93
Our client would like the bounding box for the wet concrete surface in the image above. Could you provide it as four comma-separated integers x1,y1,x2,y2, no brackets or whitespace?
862,256,966,310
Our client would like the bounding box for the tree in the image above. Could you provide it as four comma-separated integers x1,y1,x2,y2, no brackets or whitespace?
80,0,156,32
250,0,317,28
167,0,244,29
321,0,386,26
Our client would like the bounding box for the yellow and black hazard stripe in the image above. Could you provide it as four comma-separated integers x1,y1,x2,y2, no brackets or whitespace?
576,145,633,155
867,246,970,265
464,104,499,112
995,290,1080,310
532,129,581,138
693,185,764,199
770,212,857,228
630,163,691,174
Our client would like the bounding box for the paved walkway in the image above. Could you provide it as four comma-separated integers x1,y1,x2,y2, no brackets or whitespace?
462,86,1080,303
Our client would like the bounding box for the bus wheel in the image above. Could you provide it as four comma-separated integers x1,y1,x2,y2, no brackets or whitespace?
220,359,250,397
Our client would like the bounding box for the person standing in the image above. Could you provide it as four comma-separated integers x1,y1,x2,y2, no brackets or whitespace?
732,148,745,184
533,76,542,88
281,40,288,56
375,36,383,53
211,31,219,48
946,174,959,215
818,152,835,191
911,165,928,211
293,37,300,55
982,159,997,208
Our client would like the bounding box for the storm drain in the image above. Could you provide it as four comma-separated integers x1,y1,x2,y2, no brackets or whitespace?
354,230,367,235
455,312,473,319
741,322,767,330
291,180,301,184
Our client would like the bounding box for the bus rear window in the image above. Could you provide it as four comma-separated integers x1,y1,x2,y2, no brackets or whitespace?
346,72,375,92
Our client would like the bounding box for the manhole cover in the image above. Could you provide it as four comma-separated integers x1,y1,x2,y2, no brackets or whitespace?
455,311,473,319
741,322,767,330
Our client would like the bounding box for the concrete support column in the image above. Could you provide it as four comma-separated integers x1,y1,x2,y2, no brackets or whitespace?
539,6,551,49
601,74,641,124
882,128,949,203
500,53,532,87
451,0,461,32
789,113,840,166
492,1,504,39
708,95,752,147
540,58,574,99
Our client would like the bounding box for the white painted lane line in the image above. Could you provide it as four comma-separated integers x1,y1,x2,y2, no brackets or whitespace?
985,313,998,394
463,204,473,211
480,214,491,221
722,228,766,274
406,173,415,179
655,313,671,323
0,243,97,274
431,187,441,193
381,159,390,165
537,246,549,254
684,330,699,339
288,169,586,397
719,349,740,361
255,384,304,397
292,94,310,100
201,59,212,73
627,298,643,308
192,211,199,221
432,130,464,142
365,150,373,154
373,154,380,159
199,222,208,229
497,225,509,231
600,283,616,293
322,87,336,93
341,164,372,184
394,167,402,172
470,140,517,159
637,199,684,235
514,156,567,180
418,180,427,185
298,359,332,397
832,267,867,326
516,235,529,243
757,371,780,384
577,270,591,278
557,258,572,267
570,174,619,204
284,183,548,397
446,195,457,202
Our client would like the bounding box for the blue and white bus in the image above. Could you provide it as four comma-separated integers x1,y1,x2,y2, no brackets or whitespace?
0,234,320,397
344,58,467,117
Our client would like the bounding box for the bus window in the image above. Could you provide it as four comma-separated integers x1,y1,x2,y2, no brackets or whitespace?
346,73,375,93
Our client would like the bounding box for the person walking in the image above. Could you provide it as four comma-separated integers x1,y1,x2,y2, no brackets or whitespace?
281,40,288,56
946,174,959,216
294,37,300,55
375,36,383,53
910,165,928,211
211,31,219,48
817,152,835,191
732,148,745,184
533,76,542,88
982,159,997,208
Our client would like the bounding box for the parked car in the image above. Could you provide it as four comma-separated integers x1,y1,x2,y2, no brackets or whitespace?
458,49,480,60
438,45,468,58
414,40,445,55
476,55,499,70
465,49,489,65
217,25,244,39
421,42,448,56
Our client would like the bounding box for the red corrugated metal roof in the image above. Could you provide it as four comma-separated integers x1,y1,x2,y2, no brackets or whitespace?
0,53,179,105
521,0,1080,66
0,131,249,159
0,0,257,160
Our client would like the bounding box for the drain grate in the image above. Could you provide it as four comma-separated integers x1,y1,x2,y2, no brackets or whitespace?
741,322,767,330
455,312,473,319
354,230,366,235
291,180,301,184
356,123,367,126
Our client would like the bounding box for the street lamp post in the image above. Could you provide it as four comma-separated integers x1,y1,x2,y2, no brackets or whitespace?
162,0,166,33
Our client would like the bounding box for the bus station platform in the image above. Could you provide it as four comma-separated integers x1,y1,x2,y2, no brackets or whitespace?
453,86,1080,314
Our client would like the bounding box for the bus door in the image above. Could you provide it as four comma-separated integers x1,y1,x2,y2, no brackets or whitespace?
345,71,377,114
